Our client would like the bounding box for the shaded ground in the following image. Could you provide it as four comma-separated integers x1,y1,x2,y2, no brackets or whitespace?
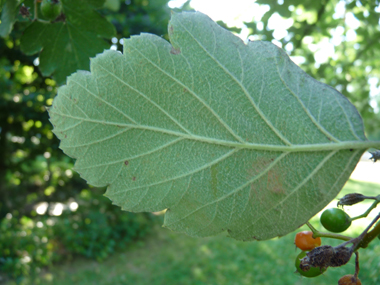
15,179,380,285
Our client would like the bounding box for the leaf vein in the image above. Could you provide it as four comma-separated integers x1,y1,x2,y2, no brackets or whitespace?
176,21,292,146
50,111,379,151
333,95,362,140
112,148,239,195
274,53,340,143
96,62,192,135
76,137,184,170
164,152,288,227
63,127,132,149
70,79,138,124
235,150,338,236
128,45,246,143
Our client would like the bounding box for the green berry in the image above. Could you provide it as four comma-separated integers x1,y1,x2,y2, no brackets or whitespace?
320,208,351,233
41,0,62,20
295,251,326,278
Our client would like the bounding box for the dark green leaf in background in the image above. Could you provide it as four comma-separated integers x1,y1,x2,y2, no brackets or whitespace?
0,0,22,37
49,12,380,241
20,0,115,84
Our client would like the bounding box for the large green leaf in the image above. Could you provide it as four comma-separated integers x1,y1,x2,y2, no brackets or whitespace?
49,12,380,240
20,0,115,84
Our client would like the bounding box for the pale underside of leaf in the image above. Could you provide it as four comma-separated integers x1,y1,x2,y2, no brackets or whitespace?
49,12,377,240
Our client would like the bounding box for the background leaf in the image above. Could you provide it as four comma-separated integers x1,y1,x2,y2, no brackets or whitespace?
20,0,115,84
49,11,380,240
0,0,22,37
103,0,120,12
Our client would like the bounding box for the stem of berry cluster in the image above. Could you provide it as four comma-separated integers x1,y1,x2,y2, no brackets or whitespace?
354,252,360,279
307,212,380,249
306,222,352,241
34,0,38,20
350,199,379,221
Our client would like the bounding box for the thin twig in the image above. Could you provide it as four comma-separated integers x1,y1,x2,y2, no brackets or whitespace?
354,252,360,279
351,199,379,221
34,0,38,20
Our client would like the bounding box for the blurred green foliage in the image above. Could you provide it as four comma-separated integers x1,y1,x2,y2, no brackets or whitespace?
0,0,379,282
54,188,155,261
0,214,57,282
0,0,170,282
0,189,158,283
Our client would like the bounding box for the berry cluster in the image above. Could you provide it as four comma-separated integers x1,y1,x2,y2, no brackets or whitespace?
293,191,380,284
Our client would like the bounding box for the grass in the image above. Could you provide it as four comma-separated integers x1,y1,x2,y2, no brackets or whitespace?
14,180,380,285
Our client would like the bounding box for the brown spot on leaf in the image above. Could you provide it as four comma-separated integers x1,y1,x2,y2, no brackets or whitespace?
124,161,129,166
132,176,136,181
170,47,181,55
248,157,287,209
267,169,285,194
247,157,276,206
246,157,273,179
211,165,218,197
250,182,272,208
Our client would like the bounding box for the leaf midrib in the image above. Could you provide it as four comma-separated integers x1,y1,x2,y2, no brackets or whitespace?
50,109,377,152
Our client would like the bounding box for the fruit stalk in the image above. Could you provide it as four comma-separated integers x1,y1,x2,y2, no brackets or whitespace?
350,199,380,221
306,222,352,241
34,0,38,20
358,216,380,248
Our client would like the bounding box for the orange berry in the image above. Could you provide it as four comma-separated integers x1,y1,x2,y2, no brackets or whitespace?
338,274,362,285
294,231,321,251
